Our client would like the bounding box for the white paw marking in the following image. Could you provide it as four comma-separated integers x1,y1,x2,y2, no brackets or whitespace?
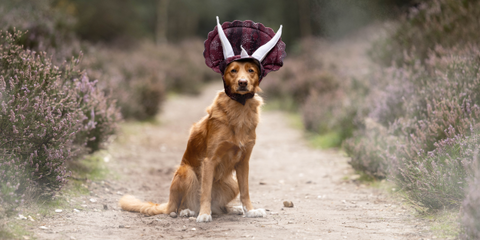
196,214,212,222
179,209,195,217
245,208,267,218
230,206,244,215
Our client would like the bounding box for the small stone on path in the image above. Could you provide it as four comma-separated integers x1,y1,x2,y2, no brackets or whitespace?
283,201,294,208
170,212,177,218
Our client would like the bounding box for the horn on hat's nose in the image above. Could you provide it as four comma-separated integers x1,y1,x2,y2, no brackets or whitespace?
251,25,283,62
240,45,249,58
216,16,235,59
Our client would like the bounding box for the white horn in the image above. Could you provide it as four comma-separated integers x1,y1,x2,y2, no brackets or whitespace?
216,16,234,59
251,25,282,62
240,45,249,58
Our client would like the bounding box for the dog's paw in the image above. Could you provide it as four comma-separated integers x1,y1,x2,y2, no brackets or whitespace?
245,208,267,218
196,214,212,223
179,209,195,217
229,206,244,215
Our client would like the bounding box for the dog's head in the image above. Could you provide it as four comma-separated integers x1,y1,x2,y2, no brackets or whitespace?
223,60,261,95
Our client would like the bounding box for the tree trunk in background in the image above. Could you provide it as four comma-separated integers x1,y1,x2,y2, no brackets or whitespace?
156,0,169,45
298,0,312,37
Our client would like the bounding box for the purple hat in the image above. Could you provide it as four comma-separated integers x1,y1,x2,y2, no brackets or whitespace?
204,17,286,83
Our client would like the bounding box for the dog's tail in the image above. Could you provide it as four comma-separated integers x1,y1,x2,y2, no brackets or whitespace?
119,195,171,215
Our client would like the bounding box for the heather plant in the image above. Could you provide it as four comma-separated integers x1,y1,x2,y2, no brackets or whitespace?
262,41,340,110
82,40,215,120
461,150,480,239
366,55,480,209
343,118,394,179
371,0,480,66
262,39,362,147
345,1,480,213
0,30,119,211
393,131,480,209
0,0,81,63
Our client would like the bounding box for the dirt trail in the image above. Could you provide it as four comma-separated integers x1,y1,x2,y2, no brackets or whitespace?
30,81,436,240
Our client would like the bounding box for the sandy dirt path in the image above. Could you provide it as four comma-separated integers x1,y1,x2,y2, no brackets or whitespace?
30,81,438,240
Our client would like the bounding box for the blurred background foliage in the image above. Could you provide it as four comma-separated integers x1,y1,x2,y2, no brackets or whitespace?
2,0,417,46
3,0,480,238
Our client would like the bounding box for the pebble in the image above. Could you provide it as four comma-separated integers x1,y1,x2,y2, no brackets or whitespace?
55,209,63,213
169,212,177,218
283,201,294,208
17,214,27,220
188,217,196,221
39,226,48,230
28,215,35,222
288,221,294,224
191,228,196,231
103,204,108,210
89,198,97,203
73,209,80,213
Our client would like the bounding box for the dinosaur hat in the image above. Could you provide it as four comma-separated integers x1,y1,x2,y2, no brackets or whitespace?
204,17,286,104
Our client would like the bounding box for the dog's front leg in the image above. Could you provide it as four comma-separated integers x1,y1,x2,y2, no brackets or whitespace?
197,158,215,222
235,143,266,218
197,142,232,222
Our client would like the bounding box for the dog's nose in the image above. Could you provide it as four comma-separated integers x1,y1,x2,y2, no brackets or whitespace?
238,79,248,87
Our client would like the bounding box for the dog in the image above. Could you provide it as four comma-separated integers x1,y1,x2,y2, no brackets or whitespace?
119,59,267,222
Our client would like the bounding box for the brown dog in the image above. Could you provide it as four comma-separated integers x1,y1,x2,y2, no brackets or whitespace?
119,60,266,222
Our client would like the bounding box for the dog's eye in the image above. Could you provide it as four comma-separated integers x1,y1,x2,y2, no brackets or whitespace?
231,69,237,73
248,69,255,73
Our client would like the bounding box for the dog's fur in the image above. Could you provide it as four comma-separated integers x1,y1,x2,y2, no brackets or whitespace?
119,60,267,222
